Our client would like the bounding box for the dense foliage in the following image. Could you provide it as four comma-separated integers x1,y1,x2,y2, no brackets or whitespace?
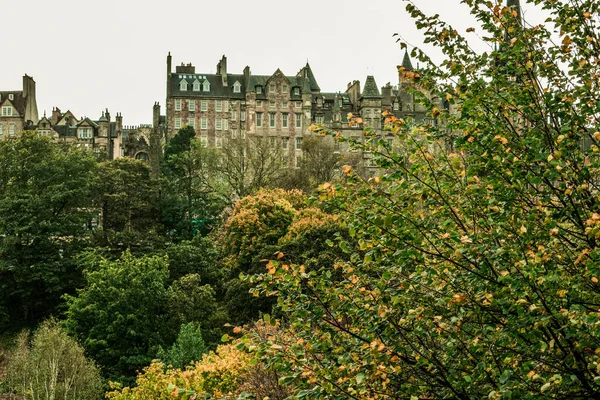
248,0,600,398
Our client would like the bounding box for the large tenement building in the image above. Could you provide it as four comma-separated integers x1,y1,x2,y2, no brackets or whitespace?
164,51,430,166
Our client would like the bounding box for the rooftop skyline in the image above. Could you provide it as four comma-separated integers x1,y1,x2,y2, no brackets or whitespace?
2,0,547,125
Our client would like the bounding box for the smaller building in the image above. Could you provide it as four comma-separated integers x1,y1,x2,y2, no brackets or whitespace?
29,107,124,160
0,75,39,139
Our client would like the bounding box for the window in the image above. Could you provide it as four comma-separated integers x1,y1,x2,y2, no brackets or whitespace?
269,136,276,146
231,129,237,139
175,99,181,111
282,113,288,128
393,101,399,111
282,85,288,93
269,112,275,128
295,101,302,108
282,137,289,149
180,80,187,91
8,124,15,136
296,114,302,128
296,137,302,149
174,117,181,129
193,80,201,91
202,80,210,92
8,94,14,101
201,118,207,130
281,101,288,109
201,100,207,111
316,115,324,124
188,119,195,129
233,81,241,93
339,98,343,107
269,83,275,93
294,87,300,95
269,101,276,109
0,124,3,135
1,106,12,117
216,136,223,148
215,100,222,112
296,155,302,168
232,111,237,120
189,100,195,112
256,112,262,128
256,100,262,108
241,111,246,121
256,86,262,94
241,130,246,139
216,118,222,130
224,119,229,130
78,127,92,139
200,136,208,147
223,100,229,111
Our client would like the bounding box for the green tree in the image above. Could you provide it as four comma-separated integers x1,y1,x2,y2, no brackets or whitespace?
5,319,102,400
0,132,97,328
156,322,208,370
250,1,600,398
165,273,226,349
161,126,227,239
63,252,170,383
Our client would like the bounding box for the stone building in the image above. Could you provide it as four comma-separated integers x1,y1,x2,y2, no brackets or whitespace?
164,51,434,167
0,75,39,139
29,107,124,160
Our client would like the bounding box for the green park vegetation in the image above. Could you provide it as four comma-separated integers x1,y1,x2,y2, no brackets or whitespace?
1,0,600,398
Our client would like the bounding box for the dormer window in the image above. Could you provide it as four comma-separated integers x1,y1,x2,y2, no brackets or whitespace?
193,80,201,91
393,101,400,111
294,87,300,95
8,94,14,101
233,81,241,93
180,79,188,91
78,127,92,139
256,86,262,94
202,80,210,92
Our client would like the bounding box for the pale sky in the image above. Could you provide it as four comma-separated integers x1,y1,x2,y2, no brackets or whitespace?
1,0,549,125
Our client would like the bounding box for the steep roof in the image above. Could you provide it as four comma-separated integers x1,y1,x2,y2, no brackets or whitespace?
401,50,414,71
296,63,321,92
361,76,381,98
0,91,26,115
170,73,247,99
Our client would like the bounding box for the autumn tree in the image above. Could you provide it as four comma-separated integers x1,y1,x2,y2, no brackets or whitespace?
251,1,600,398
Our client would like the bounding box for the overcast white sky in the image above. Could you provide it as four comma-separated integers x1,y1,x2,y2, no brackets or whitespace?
1,0,549,125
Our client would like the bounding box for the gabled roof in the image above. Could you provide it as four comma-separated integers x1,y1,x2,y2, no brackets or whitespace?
0,91,26,116
361,76,381,98
77,117,98,128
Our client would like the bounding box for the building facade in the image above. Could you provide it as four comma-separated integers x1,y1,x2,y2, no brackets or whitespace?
0,75,39,139
164,52,435,167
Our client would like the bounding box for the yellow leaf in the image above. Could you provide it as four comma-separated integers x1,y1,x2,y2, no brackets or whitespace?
276,252,285,260
342,165,353,175
592,277,599,283
584,11,591,18
233,326,242,334
520,225,527,234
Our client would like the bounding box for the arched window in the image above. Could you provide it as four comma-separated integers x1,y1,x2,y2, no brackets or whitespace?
135,152,149,162
233,81,241,93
